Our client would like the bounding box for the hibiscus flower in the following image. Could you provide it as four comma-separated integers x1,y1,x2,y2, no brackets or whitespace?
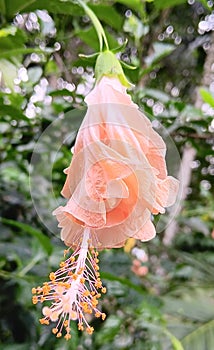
33,51,179,340
54,75,179,249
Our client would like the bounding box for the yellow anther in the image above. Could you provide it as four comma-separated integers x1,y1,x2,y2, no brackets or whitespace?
56,332,62,338
52,328,58,334
78,323,84,331
72,274,77,280
64,320,69,327
42,285,50,295
91,299,98,307
39,318,44,324
65,333,71,340
83,290,90,297
95,281,102,288
60,261,66,268
31,288,37,294
86,308,92,314
80,277,85,284
86,326,94,335
102,287,107,293
70,256,75,263
32,296,38,304
39,318,48,325
102,313,106,321
95,311,101,318
36,287,42,294
49,272,56,281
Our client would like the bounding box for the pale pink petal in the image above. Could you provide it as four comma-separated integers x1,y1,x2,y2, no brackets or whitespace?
104,179,129,199
156,176,180,208
134,220,156,242
85,76,137,107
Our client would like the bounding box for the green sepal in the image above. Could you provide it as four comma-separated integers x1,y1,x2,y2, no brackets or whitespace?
79,52,100,63
112,38,128,53
79,52,100,59
95,50,132,88
120,60,137,70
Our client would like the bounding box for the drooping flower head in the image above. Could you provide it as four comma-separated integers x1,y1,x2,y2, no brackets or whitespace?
54,52,179,249
33,50,179,340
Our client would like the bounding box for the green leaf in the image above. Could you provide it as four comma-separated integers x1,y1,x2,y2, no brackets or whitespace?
45,59,59,75
0,0,6,15
124,13,149,41
90,3,123,31
4,0,82,18
116,0,145,17
76,27,118,51
0,103,29,120
165,297,214,323
0,344,32,350
141,88,170,102
49,89,74,97
0,59,17,89
0,26,27,54
27,66,43,84
182,320,214,350
0,26,17,37
199,88,214,108
95,315,123,345
198,0,212,11
1,218,53,255
145,42,175,66
101,271,146,295
165,329,184,350
0,47,45,60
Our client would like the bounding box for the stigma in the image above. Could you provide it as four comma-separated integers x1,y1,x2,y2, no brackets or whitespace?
32,228,106,340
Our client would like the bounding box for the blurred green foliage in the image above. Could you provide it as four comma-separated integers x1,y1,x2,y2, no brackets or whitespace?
0,0,214,349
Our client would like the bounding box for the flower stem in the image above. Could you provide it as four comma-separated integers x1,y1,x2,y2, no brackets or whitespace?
76,0,109,51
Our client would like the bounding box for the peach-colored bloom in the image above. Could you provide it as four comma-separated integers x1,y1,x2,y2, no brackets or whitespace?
54,76,179,249
33,75,179,340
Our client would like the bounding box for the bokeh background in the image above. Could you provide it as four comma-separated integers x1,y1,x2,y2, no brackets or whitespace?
0,0,214,349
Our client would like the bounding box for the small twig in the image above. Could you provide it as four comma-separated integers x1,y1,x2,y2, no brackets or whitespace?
171,132,213,140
